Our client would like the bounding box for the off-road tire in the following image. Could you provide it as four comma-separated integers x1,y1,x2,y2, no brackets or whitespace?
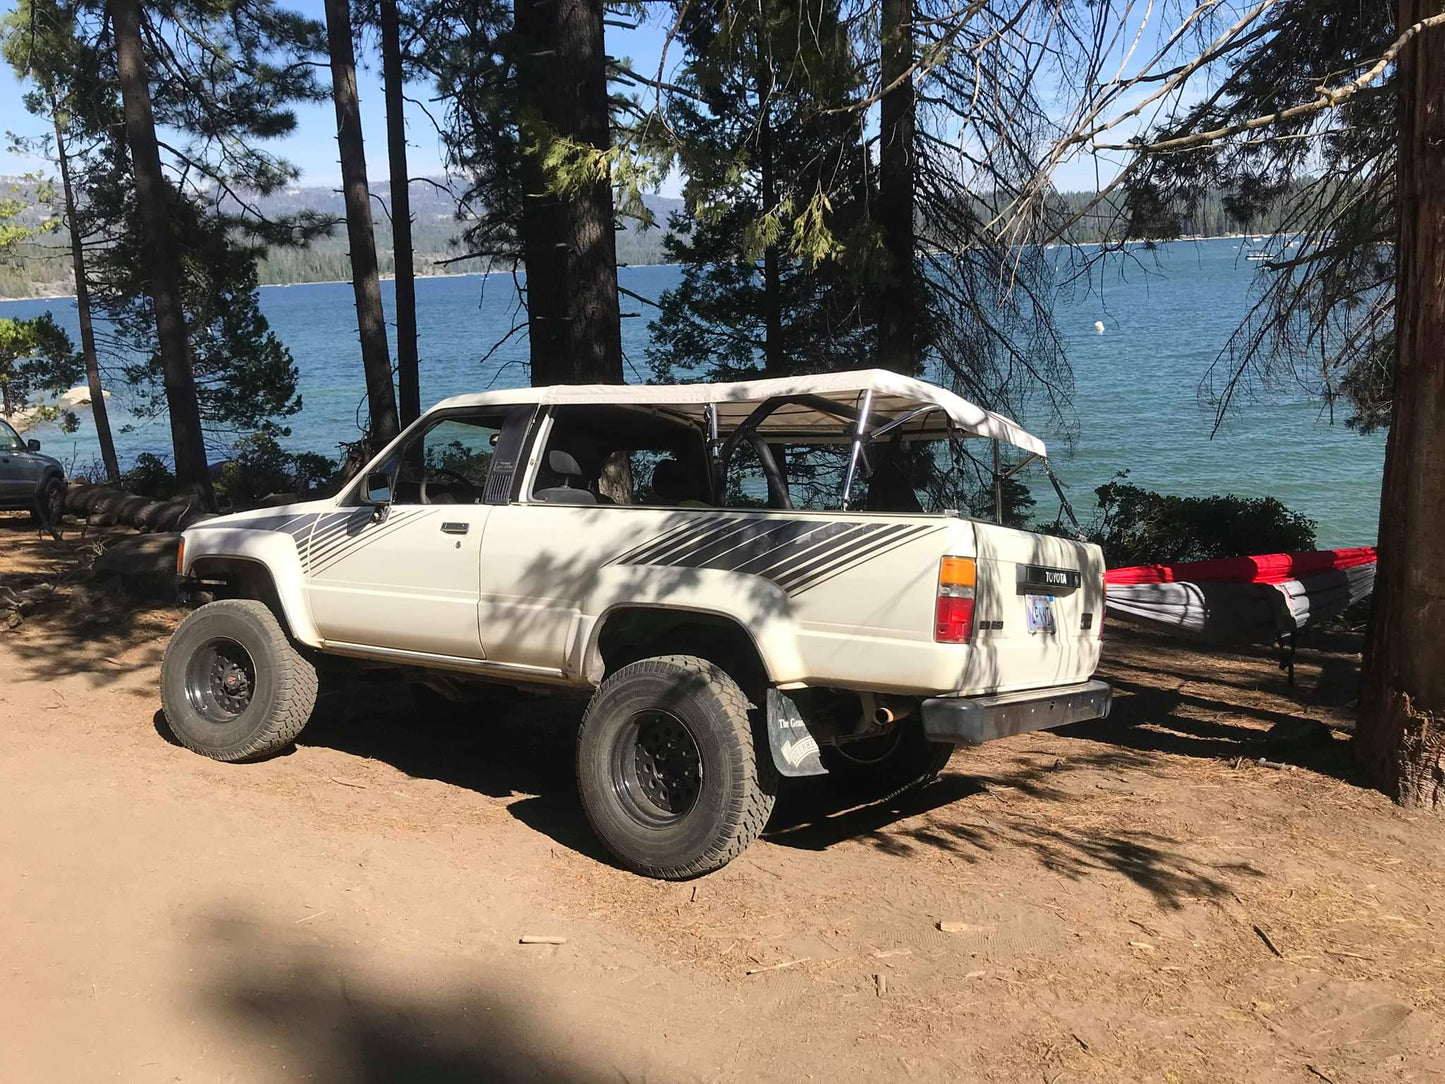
820,720,954,801
29,476,63,527
160,599,318,762
577,655,777,879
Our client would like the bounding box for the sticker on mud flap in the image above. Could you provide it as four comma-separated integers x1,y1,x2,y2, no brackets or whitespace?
766,689,826,777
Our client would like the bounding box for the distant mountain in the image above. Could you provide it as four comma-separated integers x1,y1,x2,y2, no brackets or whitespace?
0,175,686,297
248,180,685,285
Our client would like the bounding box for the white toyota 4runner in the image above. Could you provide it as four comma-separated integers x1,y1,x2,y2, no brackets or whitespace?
163,370,1110,878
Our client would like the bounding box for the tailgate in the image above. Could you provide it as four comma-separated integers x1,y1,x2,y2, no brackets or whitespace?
968,521,1105,694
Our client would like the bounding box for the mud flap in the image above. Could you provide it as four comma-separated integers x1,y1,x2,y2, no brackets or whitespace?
766,689,827,777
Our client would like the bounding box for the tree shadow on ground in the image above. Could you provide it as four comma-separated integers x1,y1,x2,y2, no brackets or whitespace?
764,750,1262,909
296,677,616,865
0,522,175,685
297,666,1289,906
1054,678,1362,784
192,909,678,1083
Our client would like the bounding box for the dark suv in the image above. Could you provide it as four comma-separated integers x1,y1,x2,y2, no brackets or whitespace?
0,419,65,524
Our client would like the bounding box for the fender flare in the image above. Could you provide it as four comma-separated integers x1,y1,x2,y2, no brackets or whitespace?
181,528,322,647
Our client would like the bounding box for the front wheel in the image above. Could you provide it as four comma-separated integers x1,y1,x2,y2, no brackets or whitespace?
160,599,318,762
29,476,63,527
577,655,777,879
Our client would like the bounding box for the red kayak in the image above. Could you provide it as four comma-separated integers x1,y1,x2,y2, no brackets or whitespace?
1104,547,1376,643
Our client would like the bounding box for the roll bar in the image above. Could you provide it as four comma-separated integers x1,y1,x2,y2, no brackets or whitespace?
704,394,1045,521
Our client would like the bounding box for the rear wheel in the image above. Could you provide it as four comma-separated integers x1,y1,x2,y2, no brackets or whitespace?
820,720,954,801
577,655,777,879
160,599,318,762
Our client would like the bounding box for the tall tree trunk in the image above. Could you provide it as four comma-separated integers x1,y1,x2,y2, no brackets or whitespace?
53,110,119,483
1355,0,1445,810
380,0,420,425
514,0,622,385
324,0,400,449
109,0,211,500
877,0,916,375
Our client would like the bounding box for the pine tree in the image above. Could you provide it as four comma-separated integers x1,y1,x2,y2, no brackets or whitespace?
1356,0,1445,809
324,0,400,450
378,0,420,424
3,0,334,485
648,0,875,385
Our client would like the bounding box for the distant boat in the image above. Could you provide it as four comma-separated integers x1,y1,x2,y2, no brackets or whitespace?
1245,251,1274,262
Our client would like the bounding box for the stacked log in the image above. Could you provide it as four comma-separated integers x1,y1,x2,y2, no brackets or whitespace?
61,483,215,532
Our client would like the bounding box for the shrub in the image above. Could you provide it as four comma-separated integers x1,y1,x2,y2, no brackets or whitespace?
1086,474,1317,567
214,433,339,505
121,453,178,498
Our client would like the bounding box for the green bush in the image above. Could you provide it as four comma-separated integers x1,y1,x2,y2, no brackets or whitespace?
1086,474,1317,567
214,433,339,506
121,453,178,498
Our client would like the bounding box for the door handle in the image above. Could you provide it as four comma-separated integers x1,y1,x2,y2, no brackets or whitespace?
440,521,469,535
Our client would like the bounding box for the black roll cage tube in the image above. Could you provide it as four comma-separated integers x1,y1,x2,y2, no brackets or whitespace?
709,394,889,510
708,393,922,512
704,393,1044,522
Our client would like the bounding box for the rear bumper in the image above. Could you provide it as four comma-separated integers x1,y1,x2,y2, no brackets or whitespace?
921,679,1111,746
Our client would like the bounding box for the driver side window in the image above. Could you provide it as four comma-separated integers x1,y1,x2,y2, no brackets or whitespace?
387,414,506,505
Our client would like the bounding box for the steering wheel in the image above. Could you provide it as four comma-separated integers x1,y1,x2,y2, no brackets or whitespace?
419,466,480,505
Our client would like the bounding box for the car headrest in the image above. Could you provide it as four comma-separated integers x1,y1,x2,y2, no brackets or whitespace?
548,449,583,478
651,458,690,503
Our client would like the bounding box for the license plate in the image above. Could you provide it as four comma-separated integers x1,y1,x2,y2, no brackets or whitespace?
1025,594,1056,634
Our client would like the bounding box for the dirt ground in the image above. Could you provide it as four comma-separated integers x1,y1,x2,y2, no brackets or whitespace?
3,516,1443,1083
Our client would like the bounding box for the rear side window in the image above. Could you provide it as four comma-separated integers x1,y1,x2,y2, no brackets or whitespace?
531,405,709,507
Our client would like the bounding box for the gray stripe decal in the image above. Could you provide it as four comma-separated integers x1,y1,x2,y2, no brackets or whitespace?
308,509,431,570
741,522,877,581
636,519,736,565
778,524,925,594
305,511,379,566
767,524,897,589
788,525,944,595
309,509,436,575
607,515,943,597
615,519,715,564
728,522,845,576
663,519,773,567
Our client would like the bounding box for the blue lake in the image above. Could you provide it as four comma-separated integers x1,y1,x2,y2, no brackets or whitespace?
0,237,1386,547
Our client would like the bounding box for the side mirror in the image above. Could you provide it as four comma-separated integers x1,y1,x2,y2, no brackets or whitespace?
26,439,40,452
362,471,393,504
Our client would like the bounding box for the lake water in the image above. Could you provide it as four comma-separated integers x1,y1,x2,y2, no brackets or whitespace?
1,237,1386,546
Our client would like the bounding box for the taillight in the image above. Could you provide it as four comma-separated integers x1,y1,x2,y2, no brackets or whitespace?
935,556,976,643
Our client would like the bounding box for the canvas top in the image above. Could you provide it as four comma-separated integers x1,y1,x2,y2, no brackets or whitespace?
431,368,1047,457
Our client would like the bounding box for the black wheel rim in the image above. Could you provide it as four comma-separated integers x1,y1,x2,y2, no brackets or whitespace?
185,636,257,723
612,709,703,826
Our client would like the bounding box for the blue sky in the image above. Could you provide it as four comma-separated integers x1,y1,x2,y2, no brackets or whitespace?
1,0,1117,194
0,0,682,189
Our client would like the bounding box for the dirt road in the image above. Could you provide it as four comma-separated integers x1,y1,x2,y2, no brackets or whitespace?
3,520,1443,1082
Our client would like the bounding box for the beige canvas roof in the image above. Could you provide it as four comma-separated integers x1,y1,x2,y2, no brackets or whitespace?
432,368,1047,457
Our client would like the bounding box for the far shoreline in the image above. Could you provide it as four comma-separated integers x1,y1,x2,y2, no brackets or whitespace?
0,234,1286,305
